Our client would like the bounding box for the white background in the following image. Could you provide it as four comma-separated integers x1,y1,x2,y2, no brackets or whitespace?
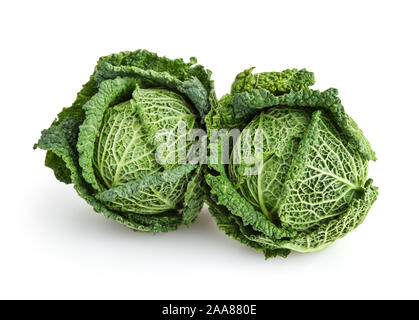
1,0,418,299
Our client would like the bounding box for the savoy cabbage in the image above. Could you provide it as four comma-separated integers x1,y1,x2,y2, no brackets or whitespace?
35,50,216,232
205,68,378,258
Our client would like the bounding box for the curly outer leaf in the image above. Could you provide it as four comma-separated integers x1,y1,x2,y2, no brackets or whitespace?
37,77,99,185
56,75,99,124
44,150,72,184
35,117,83,184
231,88,376,160
205,174,296,240
120,212,182,233
276,88,375,161
230,67,315,95
282,180,378,252
94,49,212,122
182,166,205,226
205,192,290,258
277,110,322,214
95,164,197,202
77,77,137,191
215,68,314,129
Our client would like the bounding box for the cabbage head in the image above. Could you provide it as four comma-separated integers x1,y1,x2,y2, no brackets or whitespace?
206,68,378,258
35,50,216,232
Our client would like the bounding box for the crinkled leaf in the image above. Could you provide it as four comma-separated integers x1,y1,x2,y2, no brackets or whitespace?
93,99,161,189
132,86,198,166
44,150,72,184
205,174,296,240
230,67,315,95
230,88,376,160
77,77,137,191
228,108,311,220
56,75,99,124
282,180,378,252
205,192,290,258
279,111,369,230
182,165,205,226
96,164,196,202
215,68,314,129
94,49,212,122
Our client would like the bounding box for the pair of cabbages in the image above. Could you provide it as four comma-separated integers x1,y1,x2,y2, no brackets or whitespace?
36,50,378,257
